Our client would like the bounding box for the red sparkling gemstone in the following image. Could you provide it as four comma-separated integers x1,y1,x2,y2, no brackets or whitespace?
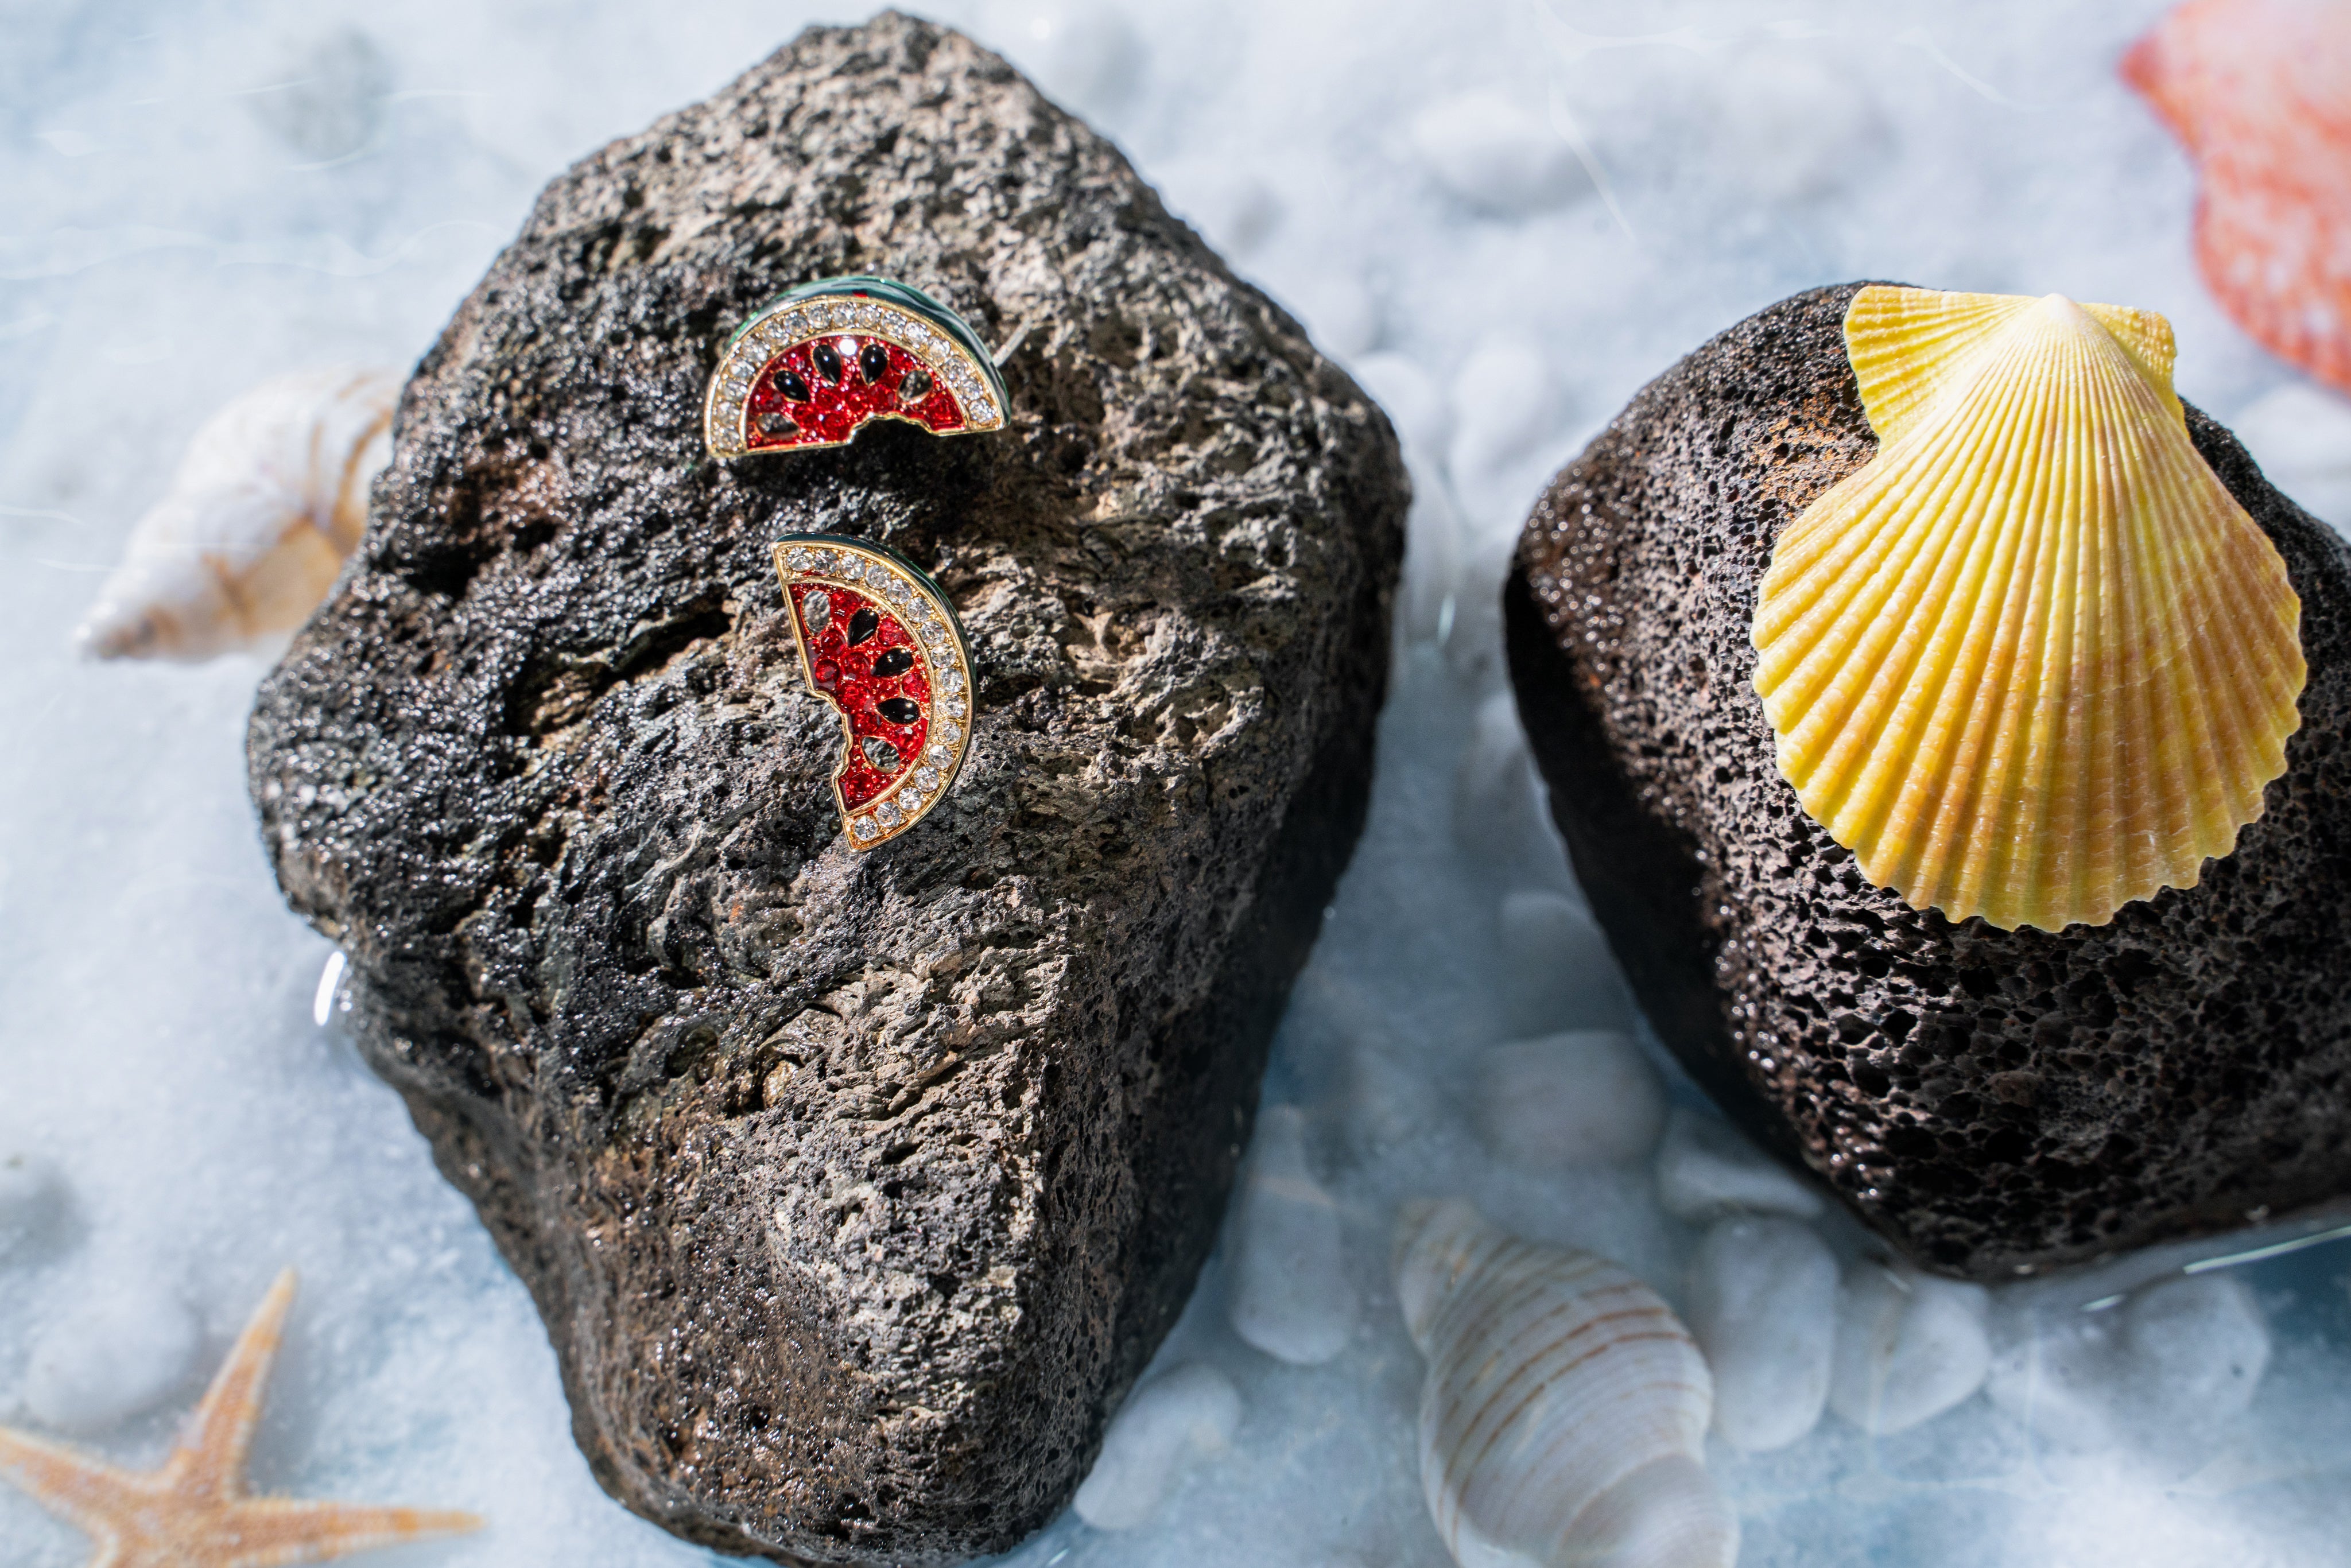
745,336,971,451
792,583,931,812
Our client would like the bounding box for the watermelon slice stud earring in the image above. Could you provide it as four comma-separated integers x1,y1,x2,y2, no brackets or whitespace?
776,535,976,849
706,278,1003,846
703,276,1009,459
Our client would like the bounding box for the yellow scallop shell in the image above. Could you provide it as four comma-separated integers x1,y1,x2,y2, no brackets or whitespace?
1751,286,2306,932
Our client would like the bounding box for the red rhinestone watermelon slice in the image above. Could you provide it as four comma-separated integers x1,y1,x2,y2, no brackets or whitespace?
706,279,1008,459
775,537,974,849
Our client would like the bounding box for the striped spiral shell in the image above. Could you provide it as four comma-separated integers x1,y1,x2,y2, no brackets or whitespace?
1395,1201,1737,1568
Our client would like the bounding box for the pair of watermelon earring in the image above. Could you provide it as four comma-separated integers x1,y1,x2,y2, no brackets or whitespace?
701,276,1010,851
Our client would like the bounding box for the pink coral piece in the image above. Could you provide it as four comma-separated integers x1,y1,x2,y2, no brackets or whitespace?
2124,0,2351,391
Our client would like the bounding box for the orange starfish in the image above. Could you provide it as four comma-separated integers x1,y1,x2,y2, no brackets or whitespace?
0,1268,482,1566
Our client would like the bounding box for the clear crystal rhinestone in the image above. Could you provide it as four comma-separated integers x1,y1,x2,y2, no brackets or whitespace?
938,667,963,692
922,623,948,645
866,562,893,586
786,548,812,572
804,549,832,572
929,742,955,764
944,696,967,717
936,721,963,745
852,815,876,839
972,397,998,421
888,579,914,604
874,800,899,827
913,767,938,791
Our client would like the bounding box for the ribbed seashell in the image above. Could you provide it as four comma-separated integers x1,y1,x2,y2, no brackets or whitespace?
77,367,397,661
1395,1201,1737,1568
1752,286,2306,932
2123,0,2351,393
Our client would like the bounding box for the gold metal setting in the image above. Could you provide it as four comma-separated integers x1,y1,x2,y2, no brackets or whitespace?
776,535,975,849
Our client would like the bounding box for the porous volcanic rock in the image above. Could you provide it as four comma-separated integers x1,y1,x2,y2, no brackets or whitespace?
1507,282,2351,1282
247,16,1403,1563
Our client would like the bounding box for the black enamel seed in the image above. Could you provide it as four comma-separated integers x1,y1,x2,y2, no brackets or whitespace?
812,341,845,383
758,412,797,436
878,697,921,727
899,368,933,403
872,648,914,677
847,608,879,646
777,370,812,402
860,343,891,384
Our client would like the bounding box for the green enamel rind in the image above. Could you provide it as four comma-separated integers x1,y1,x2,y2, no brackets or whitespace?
729,275,1010,410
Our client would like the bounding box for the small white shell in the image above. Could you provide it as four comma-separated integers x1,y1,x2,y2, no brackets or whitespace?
1396,1201,1737,1568
1686,1216,1838,1452
1828,1259,1990,1435
77,367,397,661
1071,1363,1242,1531
1227,1106,1356,1365
1652,1109,1825,1223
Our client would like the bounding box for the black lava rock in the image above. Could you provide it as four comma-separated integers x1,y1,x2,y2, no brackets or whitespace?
1507,281,2351,1282
247,15,1403,1563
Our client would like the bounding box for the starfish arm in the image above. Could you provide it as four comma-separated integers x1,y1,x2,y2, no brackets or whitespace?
0,1422,146,1542
173,1268,300,1498
211,1496,483,1567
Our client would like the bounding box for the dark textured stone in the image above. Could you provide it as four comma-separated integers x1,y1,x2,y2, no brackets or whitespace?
1507,282,2351,1283
246,15,1403,1564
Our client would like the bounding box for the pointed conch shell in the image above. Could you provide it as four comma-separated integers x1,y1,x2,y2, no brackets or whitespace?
1751,286,2306,932
77,367,397,661
1395,1201,1737,1568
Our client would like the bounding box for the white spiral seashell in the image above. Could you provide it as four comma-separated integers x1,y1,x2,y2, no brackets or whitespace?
1396,1201,1738,1568
77,366,397,661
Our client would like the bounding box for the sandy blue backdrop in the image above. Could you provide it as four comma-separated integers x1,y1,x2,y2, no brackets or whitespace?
5,2,2350,1564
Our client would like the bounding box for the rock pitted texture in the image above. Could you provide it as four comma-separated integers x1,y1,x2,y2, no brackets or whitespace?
247,17,1403,1563
1507,282,2351,1282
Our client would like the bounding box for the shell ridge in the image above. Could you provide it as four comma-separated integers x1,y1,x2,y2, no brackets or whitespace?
1809,331,2054,886
1861,341,2069,888
1435,1278,1651,1465
2137,448,2275,855
2120,363,2261,884
1768,386,2024,807
2176,531,2280,853
2098,370,2168,901
1775,450,1984,834
2120,453,2231,869
1438,1325,1704,1554
2031,338,2106,926
1844,286,2036,441
1903,343,2074,903
1753,463,1943,687
1934,332,2075,922
2006,338,2091,925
